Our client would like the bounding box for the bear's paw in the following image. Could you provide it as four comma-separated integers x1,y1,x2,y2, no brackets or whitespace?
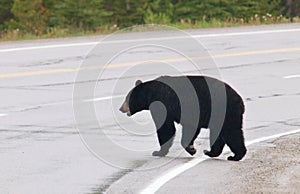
203,150,220,157
185,145,197,156
152,150,168,157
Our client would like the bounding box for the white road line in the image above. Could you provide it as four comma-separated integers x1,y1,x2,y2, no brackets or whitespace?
0,113,8,117
83,95,124,102
1,28,300,53
283,74,300,79
0,96,123,116
193,28,300,38
140,128,300,194
0,42,98,53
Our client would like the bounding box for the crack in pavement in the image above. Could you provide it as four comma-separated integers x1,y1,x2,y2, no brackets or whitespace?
0,129,77,135
246,117,300,129
245,92,300,102
246,125,269,131
21,56,85,67
221,57,300,70
2,99,72,113
0,85,55,91
13,56,300,89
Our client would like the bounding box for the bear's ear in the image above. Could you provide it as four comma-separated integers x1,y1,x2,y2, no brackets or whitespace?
135,80,142,86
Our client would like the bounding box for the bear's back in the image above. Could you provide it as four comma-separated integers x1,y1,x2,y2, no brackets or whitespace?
154,75,244,113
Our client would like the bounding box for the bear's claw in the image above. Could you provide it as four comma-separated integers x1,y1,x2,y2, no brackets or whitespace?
185,145,197,156
227,155,243,161
203,150,219,157
203,150,209,155
203,149,212,157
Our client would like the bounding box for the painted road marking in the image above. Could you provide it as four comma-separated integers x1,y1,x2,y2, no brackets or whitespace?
193,28,300,38
283,74,300,79
0,42,97,53
140,128,300,194
0,68,80,79
1,28,300,53
84,95,124,102
211,47,300,58
1,47,300,79
0,113,8,117
2,96,124,116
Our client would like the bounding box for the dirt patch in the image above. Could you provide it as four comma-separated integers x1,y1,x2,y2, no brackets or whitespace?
229,133,300,193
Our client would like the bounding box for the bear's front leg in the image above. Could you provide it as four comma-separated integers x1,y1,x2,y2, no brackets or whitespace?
152,131,175,157
152,149,169,157
150,106,176,157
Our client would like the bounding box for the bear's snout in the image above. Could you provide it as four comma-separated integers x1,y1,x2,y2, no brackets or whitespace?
119,101,131,116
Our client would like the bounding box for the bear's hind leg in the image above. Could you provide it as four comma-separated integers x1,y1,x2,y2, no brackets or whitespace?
203,136,225,158
181,128,201,156
223,129,247,161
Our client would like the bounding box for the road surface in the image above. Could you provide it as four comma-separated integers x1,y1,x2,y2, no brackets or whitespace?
0,23,300,193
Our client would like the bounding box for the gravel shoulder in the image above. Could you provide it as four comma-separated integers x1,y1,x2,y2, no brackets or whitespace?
106,133,300,193
228,133,300,193
157,133,300,194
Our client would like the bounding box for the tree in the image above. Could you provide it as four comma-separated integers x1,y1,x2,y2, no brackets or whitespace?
144,0,174,24
53,0,112,30
0,0,14,29
1,0,297,37
284,0,300,21
257,0,284,16
234,0,260,18
10,0,50,34
174,0,237,22
105,0,146,27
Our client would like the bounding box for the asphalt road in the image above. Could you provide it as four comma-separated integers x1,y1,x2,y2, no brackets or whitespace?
1,24,300,194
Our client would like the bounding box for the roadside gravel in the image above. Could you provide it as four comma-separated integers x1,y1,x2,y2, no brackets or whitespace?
228,133,300,193
156,133,300,194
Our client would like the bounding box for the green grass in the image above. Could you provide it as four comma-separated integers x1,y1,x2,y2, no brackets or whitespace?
0,26,117,42
1,16,299,42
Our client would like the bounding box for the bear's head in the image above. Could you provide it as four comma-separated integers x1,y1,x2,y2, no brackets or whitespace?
119,80,146,116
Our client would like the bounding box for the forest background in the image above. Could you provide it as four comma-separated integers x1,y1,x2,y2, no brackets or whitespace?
1,0,300,40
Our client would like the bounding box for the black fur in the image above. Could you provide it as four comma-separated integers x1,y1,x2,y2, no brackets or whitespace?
121,75,247,161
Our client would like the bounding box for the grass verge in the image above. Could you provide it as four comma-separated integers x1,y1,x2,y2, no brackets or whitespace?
1,17,299,42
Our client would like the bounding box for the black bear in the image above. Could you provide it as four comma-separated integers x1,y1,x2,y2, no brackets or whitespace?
119,75,247,161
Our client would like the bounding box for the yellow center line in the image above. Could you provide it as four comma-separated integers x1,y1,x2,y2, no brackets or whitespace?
1,47,300,79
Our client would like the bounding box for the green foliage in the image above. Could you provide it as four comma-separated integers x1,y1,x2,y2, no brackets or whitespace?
144,0,174,24
1,0,299,40
234,0,260,18
52,0,112,30
105,0,148,27
174,0,284,22
9,0,50,34
284,0,300,19
0,0,14,30
259,0,283,14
